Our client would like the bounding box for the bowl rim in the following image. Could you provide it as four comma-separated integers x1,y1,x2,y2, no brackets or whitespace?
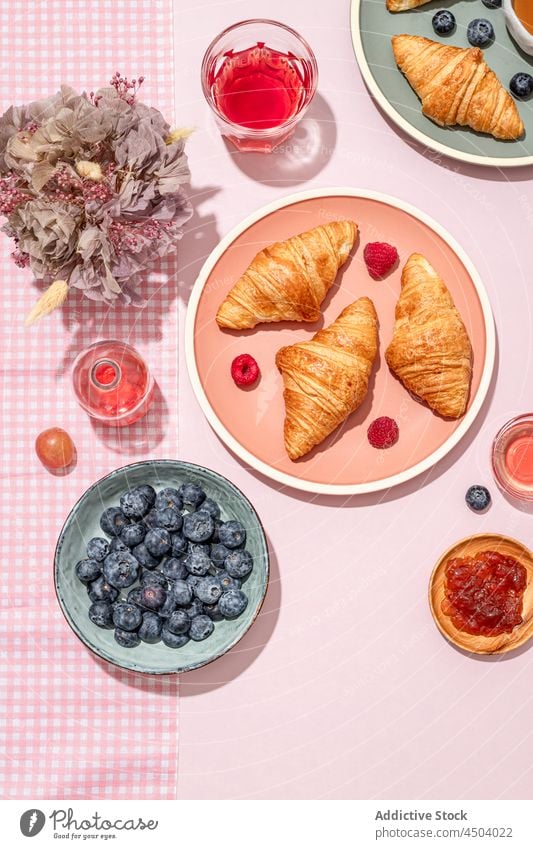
54,458,270,675
503,0,533,50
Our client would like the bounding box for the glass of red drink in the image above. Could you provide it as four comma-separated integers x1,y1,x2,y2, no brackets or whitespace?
201,19,318,153
72,340,155,427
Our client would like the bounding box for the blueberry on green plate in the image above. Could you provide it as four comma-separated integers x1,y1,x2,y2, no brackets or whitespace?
138,612,162,644
482,0,501,8
467,19,494,47
510,73,533,100
432,10,455,35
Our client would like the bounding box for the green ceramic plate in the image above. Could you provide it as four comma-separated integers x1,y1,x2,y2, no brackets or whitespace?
54,460,270,674
351,0,533,166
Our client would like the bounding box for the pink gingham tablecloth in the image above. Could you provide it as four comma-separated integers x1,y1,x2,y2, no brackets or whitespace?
0,0,180,799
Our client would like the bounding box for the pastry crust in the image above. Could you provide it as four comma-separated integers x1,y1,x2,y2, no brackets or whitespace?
385,253,473,419
392,34,524,140
387,0,432,10
216,221,357,329
276,297,379,460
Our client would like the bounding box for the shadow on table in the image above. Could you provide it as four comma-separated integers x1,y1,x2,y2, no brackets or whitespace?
179,533,281,696
176,183,222,304
90,380,168,455
375,105,533,184
229,329,501,510
226,92,337,187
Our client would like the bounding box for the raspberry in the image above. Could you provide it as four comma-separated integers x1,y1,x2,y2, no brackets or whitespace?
363,242,399,280
231,354,260,387
367,416,399,449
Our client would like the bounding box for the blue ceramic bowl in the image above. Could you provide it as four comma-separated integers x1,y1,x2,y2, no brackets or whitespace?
54,460,270,674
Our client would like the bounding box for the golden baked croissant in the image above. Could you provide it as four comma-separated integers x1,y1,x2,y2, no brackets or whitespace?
216,220,357,330
387,0,432,10
385,253,472,419
276,297,378,460
392,35,524,140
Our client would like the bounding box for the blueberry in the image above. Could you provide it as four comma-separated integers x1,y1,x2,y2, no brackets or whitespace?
217,520,246,549
224,549,253,579
482,0,501,7
184,599,205,619
211,521,222,543
88,601,114,629
189,615,214,641
204,602,224,622
161,557,188,582
135,484,156,507
138,611,162,643
154,487,183,513
510,72,533,99
127,587,144,606
183,510,215,543
167,609,191,635
184,547,211,576
120,490,150,518
87,575,119,603
141,569,168,589
86,537,109,562
201,498,221,520
158,593,177,618
195,576,222,604
153,507,183,533
178,482,206,509
103,550,139,589
132,543,159,570
210,543,230,568
109,537,129,553
219,589,248,619
114,628,140,648
218,571,241,591
120,522,146,548
171,579,193,606
467,18,494,47
100,507,129,537
75,558,101,584
161,626,189,648
113,602,143,631
144,528,172,558
139,584,167,611
171,533,188,557
143,508,159,528
432,10,455,35
465,485,491,512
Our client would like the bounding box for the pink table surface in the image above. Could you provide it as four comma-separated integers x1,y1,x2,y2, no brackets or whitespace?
175,0,533,799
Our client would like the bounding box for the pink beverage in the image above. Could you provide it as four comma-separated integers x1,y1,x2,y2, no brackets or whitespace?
72,340,154,426
492,414,533,501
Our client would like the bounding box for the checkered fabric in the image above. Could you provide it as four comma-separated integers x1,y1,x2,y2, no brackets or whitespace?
0,0,180,799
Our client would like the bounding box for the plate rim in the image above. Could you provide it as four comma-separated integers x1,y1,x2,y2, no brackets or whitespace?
350,0,533,169
54,458,270,675
185,187,496,496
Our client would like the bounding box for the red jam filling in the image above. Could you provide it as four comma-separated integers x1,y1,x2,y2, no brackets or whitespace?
442,550,527,637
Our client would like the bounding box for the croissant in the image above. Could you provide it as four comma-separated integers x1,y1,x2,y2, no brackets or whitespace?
385,253,472,419
276,297,378,460
216,220,357,330
387,0,432,10
392,35,524,140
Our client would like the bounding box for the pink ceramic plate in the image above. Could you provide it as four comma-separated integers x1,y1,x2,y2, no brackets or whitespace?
185,189,495,495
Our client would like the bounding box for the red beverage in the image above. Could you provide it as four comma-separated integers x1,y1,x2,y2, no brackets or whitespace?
72,340,154,426
202,20,318,153
210,44,309,131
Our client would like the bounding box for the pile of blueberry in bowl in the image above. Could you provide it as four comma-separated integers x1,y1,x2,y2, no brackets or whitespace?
55,460,269,674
